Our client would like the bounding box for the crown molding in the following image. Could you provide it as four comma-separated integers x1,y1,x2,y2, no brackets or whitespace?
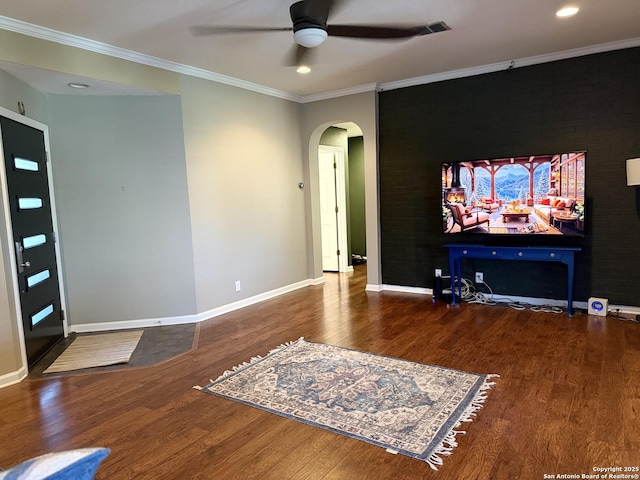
379,36,640,92
298,83,378,103
3,15,640,103
0,15,300,102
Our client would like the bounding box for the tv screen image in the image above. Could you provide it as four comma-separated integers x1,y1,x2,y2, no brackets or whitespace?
442,152,585,236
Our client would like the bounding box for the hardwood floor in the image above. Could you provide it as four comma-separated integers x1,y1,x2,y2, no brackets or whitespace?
1,265,639,479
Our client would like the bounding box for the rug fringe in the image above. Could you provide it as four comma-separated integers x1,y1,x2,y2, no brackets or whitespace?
425,374,499,471
206,338,304,387
193,379,216,390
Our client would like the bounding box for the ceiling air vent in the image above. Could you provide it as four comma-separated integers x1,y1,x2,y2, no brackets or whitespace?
425,21,450,34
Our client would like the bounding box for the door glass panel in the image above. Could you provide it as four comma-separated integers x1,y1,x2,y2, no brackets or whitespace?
18,197,44,210
14,157,39,172
26,269,51,289
23,234,47,249
31,303,54,327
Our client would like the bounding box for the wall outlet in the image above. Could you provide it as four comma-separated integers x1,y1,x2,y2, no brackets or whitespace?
475,272,484,283
235,280,241,292
435,269,442,277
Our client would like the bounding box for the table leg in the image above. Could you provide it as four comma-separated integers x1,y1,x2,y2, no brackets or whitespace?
449,254,457,305
566,260,575,317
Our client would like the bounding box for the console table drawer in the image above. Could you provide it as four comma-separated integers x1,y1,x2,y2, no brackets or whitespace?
457,247,568,262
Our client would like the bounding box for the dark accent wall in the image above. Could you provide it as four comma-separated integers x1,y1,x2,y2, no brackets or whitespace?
379,46,640,306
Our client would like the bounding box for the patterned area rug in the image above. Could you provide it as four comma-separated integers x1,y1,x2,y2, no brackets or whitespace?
195,338,497,469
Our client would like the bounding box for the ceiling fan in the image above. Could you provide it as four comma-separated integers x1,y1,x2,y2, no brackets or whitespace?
190,0,450,66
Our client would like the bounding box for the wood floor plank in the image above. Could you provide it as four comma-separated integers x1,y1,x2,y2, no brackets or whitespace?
0,265,639,478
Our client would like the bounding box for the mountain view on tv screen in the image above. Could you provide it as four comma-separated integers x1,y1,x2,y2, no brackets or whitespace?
442,152,585,236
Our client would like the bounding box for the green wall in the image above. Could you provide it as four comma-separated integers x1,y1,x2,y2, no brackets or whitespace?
348,136,366,256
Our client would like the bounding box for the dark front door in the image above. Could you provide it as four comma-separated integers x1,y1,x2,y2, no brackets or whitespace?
1,115,64,367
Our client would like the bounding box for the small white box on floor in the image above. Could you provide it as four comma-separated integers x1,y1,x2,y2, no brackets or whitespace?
588,297,608,316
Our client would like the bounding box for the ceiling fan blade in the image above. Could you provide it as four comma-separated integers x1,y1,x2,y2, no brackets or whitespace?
290,0,336,28
190,25,293,36
327,21,450,39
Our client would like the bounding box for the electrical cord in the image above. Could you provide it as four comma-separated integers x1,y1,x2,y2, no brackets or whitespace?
439,276,638,321
606,308,640,323
450,276,564,314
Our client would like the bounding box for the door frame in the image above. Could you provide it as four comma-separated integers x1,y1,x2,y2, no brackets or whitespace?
0,106,69,371
318,145,350,273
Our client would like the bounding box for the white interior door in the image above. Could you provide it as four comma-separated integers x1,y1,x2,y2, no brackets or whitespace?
319,148,339,271
319,146,348,272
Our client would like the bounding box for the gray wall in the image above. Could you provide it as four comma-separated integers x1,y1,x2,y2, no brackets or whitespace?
180,75,307,314
300,91,380,286
0,67,49,124
47,94,197,325
0,34,380,381
0,65,311,379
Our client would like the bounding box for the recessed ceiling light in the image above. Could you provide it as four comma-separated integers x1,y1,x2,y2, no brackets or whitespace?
296,66,311,74
68,82,90,89
556,6,579,17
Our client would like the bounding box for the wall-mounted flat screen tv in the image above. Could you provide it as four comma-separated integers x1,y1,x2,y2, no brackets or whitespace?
442,152,585,236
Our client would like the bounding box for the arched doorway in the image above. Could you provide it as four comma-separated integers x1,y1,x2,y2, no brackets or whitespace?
316,122,365,274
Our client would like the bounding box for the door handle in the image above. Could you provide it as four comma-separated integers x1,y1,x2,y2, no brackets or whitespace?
15,241,30,273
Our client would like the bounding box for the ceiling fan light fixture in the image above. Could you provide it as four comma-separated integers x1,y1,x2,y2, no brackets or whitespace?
294,27,328,48
296,65,311,74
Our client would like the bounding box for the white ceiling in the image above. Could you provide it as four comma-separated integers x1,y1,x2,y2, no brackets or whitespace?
1,0,640,99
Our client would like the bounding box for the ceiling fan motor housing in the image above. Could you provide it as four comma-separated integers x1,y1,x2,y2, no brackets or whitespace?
290,0,330,48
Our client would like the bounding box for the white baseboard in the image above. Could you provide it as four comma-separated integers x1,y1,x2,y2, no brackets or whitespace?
379,284,640,315
71,277,317,333
194,278,314,323
66,280,640,333
4,278,637,389
0,276,332,388
72,313,199,333
381,284,433,295
0,366,27,389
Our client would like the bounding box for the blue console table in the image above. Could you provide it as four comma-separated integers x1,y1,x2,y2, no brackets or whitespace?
444,243,582,317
